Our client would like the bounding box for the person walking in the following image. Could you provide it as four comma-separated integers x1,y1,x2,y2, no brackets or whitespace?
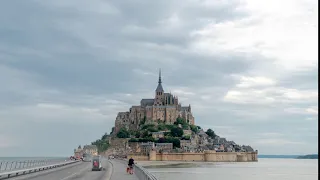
127,157,135,174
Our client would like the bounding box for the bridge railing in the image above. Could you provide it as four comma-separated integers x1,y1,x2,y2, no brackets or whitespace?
134,163,158,180
0,159,79,179
0,158,69,172
116,158,158,180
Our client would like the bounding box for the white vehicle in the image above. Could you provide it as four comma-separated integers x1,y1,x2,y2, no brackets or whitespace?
92,156,102,171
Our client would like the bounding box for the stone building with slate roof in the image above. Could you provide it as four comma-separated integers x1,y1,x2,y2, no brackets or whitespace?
83,145,98,156
114,69,195,134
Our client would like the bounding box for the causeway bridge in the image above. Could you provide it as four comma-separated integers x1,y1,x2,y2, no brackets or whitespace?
0,158,157,180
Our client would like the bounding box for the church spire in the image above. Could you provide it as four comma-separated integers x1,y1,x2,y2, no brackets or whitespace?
155,68,164,92
158,68,162,84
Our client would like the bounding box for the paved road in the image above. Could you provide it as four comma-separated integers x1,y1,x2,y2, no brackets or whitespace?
8,159,111,180
110,159,139,180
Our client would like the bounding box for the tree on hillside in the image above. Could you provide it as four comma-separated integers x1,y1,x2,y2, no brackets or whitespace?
141,124,155,130
182,124,189,130
101,133,109,140
110,127,115,134
205,128,216,139
181,135,191,140
135,131,141,138
174,117,187,125
142,130,151,138
91,135,110,153
165,124,175,130
170,127,184,137
140,116,147,125
116,128,130,138
190,125,199,133
128,138,139,142
157,123,166,131
147,127,158,132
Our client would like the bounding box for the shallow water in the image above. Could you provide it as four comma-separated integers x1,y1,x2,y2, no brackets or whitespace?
146,158,318,180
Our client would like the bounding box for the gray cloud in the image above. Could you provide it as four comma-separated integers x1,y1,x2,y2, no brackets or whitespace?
0,0,317,156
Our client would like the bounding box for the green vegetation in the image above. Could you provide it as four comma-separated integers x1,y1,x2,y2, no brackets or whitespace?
114,117,218,150
174,117,190,130
142,130,150,138
141,124,155,130
128,137,155,142
116,128,130,138
157,123,166,131
174,117,187,125
170,126,184,137
140,116,146,125
134,131,141,138
181,135,191,140
205,128,216,139
132,117,196,139
165,124,175,130
127,117,194,149
110,127,115,134
90,117,211,153
91,133,110,153
147,126,158,132
190,125,199,133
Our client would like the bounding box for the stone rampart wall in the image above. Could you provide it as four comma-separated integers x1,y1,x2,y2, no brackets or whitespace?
127,153,149,161
128,150,258,162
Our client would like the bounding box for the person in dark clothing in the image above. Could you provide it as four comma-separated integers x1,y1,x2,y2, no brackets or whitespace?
127,157,135,174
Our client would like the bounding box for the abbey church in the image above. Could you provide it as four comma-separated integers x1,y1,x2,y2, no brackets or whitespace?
113,70,195,134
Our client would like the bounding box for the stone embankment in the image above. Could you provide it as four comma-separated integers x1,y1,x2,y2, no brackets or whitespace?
129,150,258,162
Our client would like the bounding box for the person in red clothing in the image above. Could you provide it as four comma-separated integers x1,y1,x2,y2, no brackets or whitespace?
93,160,98,167
127,157,135,174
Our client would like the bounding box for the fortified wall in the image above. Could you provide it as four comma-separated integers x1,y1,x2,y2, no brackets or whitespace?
128,150,258,162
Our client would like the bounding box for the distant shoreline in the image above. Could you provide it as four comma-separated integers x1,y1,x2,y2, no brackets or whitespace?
258,155,299,159
258,154,318,159
296,154,318,159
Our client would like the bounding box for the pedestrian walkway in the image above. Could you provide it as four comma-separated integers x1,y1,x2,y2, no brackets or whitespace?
110,159,139,180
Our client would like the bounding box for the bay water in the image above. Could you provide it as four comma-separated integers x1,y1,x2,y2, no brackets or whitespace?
145,158,318,180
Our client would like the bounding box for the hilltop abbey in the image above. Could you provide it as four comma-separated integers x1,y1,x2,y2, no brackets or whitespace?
113,70,195,134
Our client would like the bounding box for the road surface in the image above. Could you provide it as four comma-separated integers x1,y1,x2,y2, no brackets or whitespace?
109,159,139,180
7,159,111,180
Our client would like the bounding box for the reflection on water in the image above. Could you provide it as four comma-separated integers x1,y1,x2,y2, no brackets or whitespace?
146,159,318,180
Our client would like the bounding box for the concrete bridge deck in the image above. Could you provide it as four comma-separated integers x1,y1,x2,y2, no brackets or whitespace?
3,158,141,180
109,159,139,180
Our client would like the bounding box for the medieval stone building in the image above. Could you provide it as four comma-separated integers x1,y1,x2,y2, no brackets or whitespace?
114,70,195,134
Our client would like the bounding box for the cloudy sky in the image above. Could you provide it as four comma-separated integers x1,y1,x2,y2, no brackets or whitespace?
0,0,318,156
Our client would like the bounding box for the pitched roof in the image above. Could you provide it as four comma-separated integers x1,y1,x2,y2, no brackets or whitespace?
141,99,154,106
156,83,164,92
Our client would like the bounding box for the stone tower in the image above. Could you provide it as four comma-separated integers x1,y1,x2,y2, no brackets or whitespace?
154,69,164,105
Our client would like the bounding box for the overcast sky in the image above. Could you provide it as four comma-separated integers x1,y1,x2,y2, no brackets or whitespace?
0,0,318,156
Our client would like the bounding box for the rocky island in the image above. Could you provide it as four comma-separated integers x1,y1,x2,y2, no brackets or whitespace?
91,70,258,162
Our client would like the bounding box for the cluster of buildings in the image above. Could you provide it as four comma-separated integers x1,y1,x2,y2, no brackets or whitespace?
113,70,195,135
73,145,98,158
107,128,255,156
106,70,256,157
146,130,254,154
